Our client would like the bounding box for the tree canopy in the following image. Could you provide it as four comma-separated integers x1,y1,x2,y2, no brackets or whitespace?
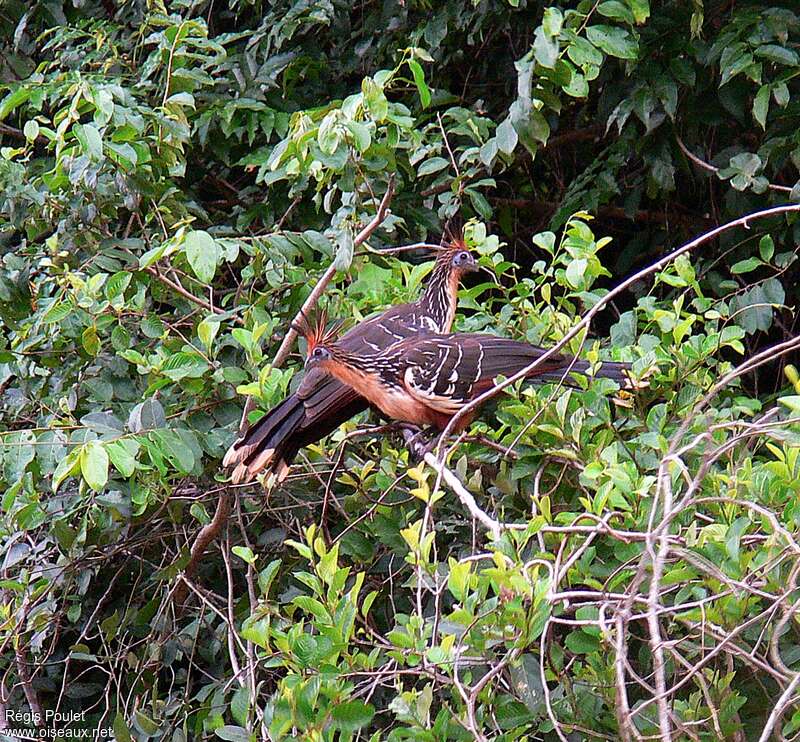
1,0,800,739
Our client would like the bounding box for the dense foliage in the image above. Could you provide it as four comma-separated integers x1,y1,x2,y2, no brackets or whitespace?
2,0,800,739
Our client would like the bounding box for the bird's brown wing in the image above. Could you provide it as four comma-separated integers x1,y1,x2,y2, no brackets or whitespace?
401,334,578,414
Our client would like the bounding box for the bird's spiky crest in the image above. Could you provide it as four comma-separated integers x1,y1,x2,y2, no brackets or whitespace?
292,309,342,354
436,224,469,260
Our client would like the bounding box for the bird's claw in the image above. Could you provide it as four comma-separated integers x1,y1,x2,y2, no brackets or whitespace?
399,425,434,462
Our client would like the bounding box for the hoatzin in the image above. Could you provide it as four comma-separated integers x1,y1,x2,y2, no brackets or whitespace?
297,318,634,438
223,241,479,484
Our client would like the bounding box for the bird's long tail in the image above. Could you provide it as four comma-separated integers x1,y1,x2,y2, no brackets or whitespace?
465,336,635,390
223,393,308,484
223,382,369,485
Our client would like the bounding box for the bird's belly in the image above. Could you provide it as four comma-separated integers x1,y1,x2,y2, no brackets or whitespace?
375,389,435,425
328,365,449,428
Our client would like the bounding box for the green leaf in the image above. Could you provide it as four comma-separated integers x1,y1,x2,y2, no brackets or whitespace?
773,82,790,107
80,440,109,492
240,615,270,648
230,686,250,727
318,112,340,155
0,87,31,120
730,257,761,274
565,630,600,654
81,411,125,436
133,712,160,736
598,1,635,25
565,258,587,289
408,59,431,108
198,316,221,350
232,546,256,564
74,123,103,160
258,559,282,596
345,120,371,153
533,27,559,69
333,229,355,272
43,300,73,324
161,351,208,381
53,449,81,492
141,315,165,338
82,326,100,356
754,44,799,67
758,235,774,262
105,271,132,301
148,430,196,473
215,726,250,742
542,7,563,36
495,118,518,155
23,120,39,142
106,439,140,478
626,0,650,24
753,85,769,129
331,700,375,732
113,713,133,742
417,157,449,177
586,25,639,60
128,399,166,432
779,396,800,414
184,230,220,284
3,430,36,483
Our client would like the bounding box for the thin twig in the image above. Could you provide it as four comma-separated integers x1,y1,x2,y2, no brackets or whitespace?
421,451,501,540
145,266,241,323
676,133,794,195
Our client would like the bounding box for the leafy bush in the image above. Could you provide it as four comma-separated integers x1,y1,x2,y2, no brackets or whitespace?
1,0,800,739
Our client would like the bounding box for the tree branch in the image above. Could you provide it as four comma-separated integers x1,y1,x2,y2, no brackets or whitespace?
145,266,243,324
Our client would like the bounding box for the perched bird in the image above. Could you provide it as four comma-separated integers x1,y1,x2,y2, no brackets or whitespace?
223,239,479,484
297,317,634,439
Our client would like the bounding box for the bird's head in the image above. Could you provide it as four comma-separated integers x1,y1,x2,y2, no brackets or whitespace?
293,310,341,372
440,233,478,276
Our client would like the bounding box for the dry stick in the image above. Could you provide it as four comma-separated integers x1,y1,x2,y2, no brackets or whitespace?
175,178,396,608
422,452,501,540
613,611,638,742
15,645,44,727
172,485,233,607
145,266,241,323
759,673,800,742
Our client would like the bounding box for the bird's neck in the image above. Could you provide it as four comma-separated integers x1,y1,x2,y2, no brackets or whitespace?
322,351,387,398
418,262,458,332
324,349,380,376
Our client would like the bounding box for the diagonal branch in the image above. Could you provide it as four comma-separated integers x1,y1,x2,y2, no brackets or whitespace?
176,178,395,608
236,174,396,435
145,266,243,323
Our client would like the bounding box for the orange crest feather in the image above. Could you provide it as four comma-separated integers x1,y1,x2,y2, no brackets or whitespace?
437,224,469,260
292,309,342,354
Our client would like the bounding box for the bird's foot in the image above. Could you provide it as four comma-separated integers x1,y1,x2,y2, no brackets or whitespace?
399,425,436,462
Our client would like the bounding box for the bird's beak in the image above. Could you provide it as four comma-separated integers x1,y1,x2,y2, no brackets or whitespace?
465,256,480,273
